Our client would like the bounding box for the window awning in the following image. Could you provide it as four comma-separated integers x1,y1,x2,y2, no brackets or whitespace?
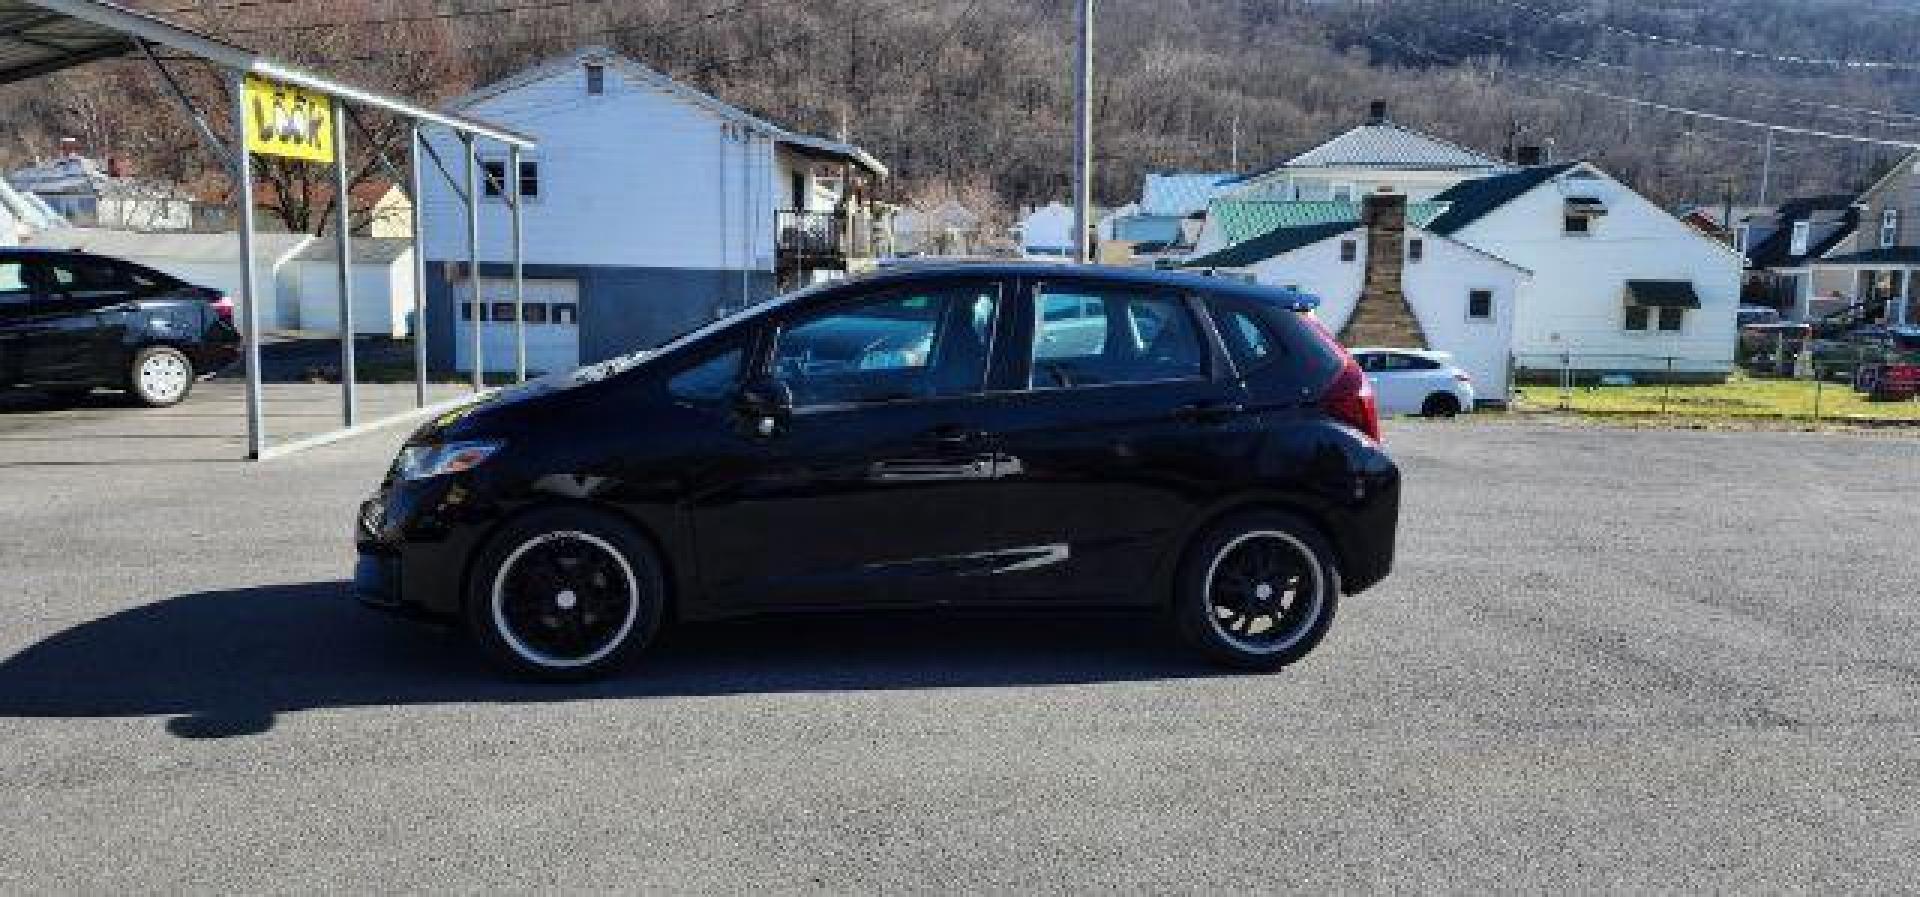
1565,196,1609,216
1623,280,1701,308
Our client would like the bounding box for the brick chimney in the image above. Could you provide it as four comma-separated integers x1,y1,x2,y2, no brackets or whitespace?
1339,190,1429,348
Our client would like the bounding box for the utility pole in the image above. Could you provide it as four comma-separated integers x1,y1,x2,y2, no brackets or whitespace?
1757,128,1775,207
1722,175,1737,252
1072,0,1093,264
1229,110,1240,171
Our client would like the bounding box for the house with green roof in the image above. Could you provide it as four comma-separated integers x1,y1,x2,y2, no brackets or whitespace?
1190,198,1450,259
1187,158,1744,386
1186,192,1530,400
1220,101,1506,204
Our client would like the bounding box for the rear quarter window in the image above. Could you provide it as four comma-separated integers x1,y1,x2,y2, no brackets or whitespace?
1206,292,1345,389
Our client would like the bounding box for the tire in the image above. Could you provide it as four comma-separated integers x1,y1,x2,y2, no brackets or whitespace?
129,346,194,407
1172,510,1341,671
1420,392,1462,418
464,506,665,681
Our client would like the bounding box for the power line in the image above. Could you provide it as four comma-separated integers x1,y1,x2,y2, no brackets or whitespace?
1410,15,1920,127
1483,0,1920,72
217,0,616,36
155,0,333,15
290,0,772,64
1370,31,1920,150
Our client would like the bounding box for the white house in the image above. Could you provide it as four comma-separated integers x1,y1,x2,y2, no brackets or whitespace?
894,201,985,256
1187,193,1528,399
420,46,890,375
1018,201,1077,257
1222,101,1506,204
1423,161,1743,380
8,154,194,231
284,238,418,338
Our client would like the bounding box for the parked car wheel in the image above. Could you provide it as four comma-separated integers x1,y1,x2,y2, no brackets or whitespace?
1420,392,1462,418
129,346,194,407
1173,511,1341,671
464,506,665,681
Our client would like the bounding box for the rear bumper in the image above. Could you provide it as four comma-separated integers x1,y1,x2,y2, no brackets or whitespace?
1332,454,1399,595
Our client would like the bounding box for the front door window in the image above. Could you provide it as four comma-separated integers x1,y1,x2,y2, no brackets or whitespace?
773,285,999,406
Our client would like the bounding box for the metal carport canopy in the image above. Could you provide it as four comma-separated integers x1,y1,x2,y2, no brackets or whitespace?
2,0,539,461
0,0,533,148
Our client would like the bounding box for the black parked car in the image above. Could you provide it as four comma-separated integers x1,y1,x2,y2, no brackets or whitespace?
0,247,239,406
355,263,1399,680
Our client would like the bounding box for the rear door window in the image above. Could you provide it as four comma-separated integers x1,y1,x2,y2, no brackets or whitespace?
1029,287,1204,388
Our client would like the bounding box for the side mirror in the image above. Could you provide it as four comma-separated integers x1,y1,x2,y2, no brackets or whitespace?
733,377,793,438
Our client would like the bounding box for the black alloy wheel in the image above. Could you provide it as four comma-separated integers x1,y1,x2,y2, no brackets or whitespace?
466,507,664,680
1173,510,1340,670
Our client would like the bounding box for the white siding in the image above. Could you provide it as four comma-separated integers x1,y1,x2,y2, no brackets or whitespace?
420,61,775,271
1239,228,1366,326
1020,202,1076,254
1400,238,1524,398
1235,228,1522,397
289,253,417,338
1451,168,1742,374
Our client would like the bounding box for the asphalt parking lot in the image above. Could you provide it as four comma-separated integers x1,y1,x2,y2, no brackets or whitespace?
0,379,476,464
1,411,1917,890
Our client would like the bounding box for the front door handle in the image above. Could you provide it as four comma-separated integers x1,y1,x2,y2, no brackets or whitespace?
1172,401,1246,425
919,425,986,448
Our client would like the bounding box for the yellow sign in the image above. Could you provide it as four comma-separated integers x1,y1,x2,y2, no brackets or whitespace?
243,75,335,163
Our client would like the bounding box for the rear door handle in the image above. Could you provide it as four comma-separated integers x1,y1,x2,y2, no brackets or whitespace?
1173,401,1246,425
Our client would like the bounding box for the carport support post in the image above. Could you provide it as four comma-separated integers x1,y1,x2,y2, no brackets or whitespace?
464,133,483,391
510,144,526,383
408,123,428,408
332,97,357,426
228,68,266,459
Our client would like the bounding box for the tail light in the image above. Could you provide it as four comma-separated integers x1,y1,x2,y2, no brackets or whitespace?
210,294,235,323
1296,312,1383,443
1323,359,1383,443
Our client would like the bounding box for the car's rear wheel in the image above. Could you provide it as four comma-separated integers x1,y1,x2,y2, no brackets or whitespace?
464,506,664,681
1420,392,1461,418
1172,511,1340,671
129,346,194,407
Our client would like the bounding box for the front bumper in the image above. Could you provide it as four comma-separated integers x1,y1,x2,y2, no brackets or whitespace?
354,476,494,620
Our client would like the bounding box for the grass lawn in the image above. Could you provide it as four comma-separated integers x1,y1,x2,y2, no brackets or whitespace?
1512,372,1920,421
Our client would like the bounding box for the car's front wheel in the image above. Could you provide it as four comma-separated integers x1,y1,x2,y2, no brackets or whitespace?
129,346,194,407
465,507,665,681
1173,511,1341,671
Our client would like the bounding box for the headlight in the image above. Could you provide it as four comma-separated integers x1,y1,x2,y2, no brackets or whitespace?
396,439,504,480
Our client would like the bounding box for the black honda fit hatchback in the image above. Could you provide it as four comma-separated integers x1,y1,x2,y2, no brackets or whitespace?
356,263,1398,680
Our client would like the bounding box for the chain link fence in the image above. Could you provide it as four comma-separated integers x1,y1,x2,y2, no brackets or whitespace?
1510,339,1920,422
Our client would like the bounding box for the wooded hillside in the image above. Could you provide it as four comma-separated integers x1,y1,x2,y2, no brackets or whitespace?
5,0,1919,227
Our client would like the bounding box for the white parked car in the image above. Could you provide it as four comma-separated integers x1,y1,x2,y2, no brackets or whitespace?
1350,348,1475,417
